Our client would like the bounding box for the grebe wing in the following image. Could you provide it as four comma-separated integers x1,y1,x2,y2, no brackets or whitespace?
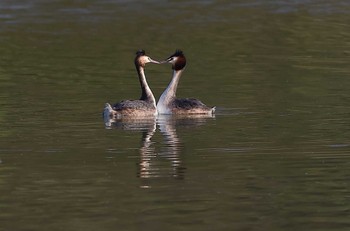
173,98,208,109
113,100,153,110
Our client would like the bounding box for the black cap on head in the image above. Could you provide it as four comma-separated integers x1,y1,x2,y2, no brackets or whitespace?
174,49,183,56
167,49,184,59
136,50,146,56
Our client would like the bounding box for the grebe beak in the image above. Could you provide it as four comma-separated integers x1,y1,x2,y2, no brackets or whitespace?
149,58,161,64
159,60,169,64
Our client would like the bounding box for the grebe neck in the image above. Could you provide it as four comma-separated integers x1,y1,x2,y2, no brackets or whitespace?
157,69,183,114
136,65,156,105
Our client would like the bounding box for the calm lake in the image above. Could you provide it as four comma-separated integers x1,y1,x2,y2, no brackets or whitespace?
0,1,349,230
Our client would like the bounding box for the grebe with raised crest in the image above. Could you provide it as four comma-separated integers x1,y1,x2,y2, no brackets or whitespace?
104,50,160,119
156,50,215,115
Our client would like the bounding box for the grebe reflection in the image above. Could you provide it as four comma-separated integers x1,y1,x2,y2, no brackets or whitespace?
104,114,214,184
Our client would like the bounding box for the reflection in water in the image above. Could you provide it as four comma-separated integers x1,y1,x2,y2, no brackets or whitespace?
144,115,185,180
104,115,156,131
104,114,214,185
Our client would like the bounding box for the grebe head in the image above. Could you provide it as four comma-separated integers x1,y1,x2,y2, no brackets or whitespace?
162,49,186,71
135,50,160,67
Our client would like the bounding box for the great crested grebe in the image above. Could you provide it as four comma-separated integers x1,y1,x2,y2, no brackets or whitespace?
104,50,160,118
157,50,215,115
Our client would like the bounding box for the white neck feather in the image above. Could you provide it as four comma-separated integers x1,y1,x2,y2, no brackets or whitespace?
138,67,156,108
157,69,183,114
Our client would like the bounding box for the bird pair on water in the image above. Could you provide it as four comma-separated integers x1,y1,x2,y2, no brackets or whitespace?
104,50,215,119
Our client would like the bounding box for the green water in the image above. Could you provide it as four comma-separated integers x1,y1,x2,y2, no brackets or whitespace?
0,1,349,230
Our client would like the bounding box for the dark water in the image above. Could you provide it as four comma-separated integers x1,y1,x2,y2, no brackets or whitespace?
0,1,349,230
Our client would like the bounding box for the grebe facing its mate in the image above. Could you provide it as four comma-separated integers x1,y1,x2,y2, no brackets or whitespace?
156,50,215,115
104,50,160,118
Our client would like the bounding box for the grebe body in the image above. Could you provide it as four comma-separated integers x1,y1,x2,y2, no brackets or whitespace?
104,50,159,118
157,50,215,115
